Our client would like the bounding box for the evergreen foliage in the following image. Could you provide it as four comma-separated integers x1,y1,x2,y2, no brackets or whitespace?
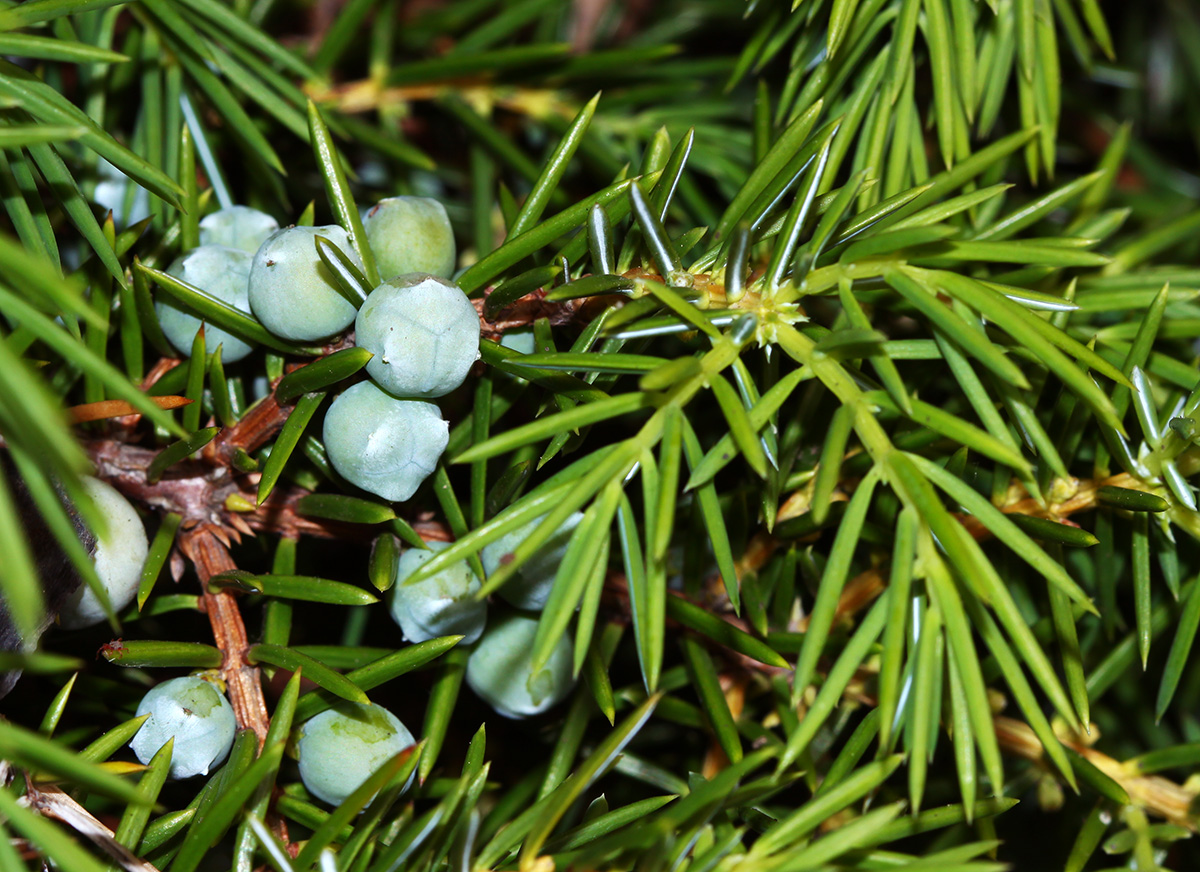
2,0,1200,869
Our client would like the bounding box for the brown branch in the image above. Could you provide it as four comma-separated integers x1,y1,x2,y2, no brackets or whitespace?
177,528,269,744
21,783,159,872
601,540,1199,828
996,716,1199,828
205,392,292,467
756,469,1174,636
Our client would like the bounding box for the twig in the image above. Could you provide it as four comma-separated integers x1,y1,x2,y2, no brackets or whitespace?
996,716,1199,828
602,550,1199,828
20,783,159,872
177,527,269,743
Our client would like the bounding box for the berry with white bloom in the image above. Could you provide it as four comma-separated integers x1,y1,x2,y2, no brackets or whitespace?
363,196,456,280
129,676,237,780
355,274,480,399
58,477,149,629
156,245,255,363
480,512,585,611
499,328,535,356
388,541,486,644
466,610,574,719
322,381,448,502
93,158,150,227
248,225,363,342
297,703,415,806
199,206,280,254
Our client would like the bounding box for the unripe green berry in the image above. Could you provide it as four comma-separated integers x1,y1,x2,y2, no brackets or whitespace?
466,610,574,719
94,158,150,227
322,381,448,502
248,225,363,341
199,206,280,254
363,196,456,280
499,328,535,356
297,703,415,806
59,477,149,629
355,274,480,399
480,512,584,611
497,328,535,385
129,676,236,779
156,245,255,363
388,541,486,644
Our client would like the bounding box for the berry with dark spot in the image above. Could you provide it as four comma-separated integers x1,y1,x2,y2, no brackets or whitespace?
388,541,486,644
129,676,236,779
248,225,363,341
480,512,585,610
